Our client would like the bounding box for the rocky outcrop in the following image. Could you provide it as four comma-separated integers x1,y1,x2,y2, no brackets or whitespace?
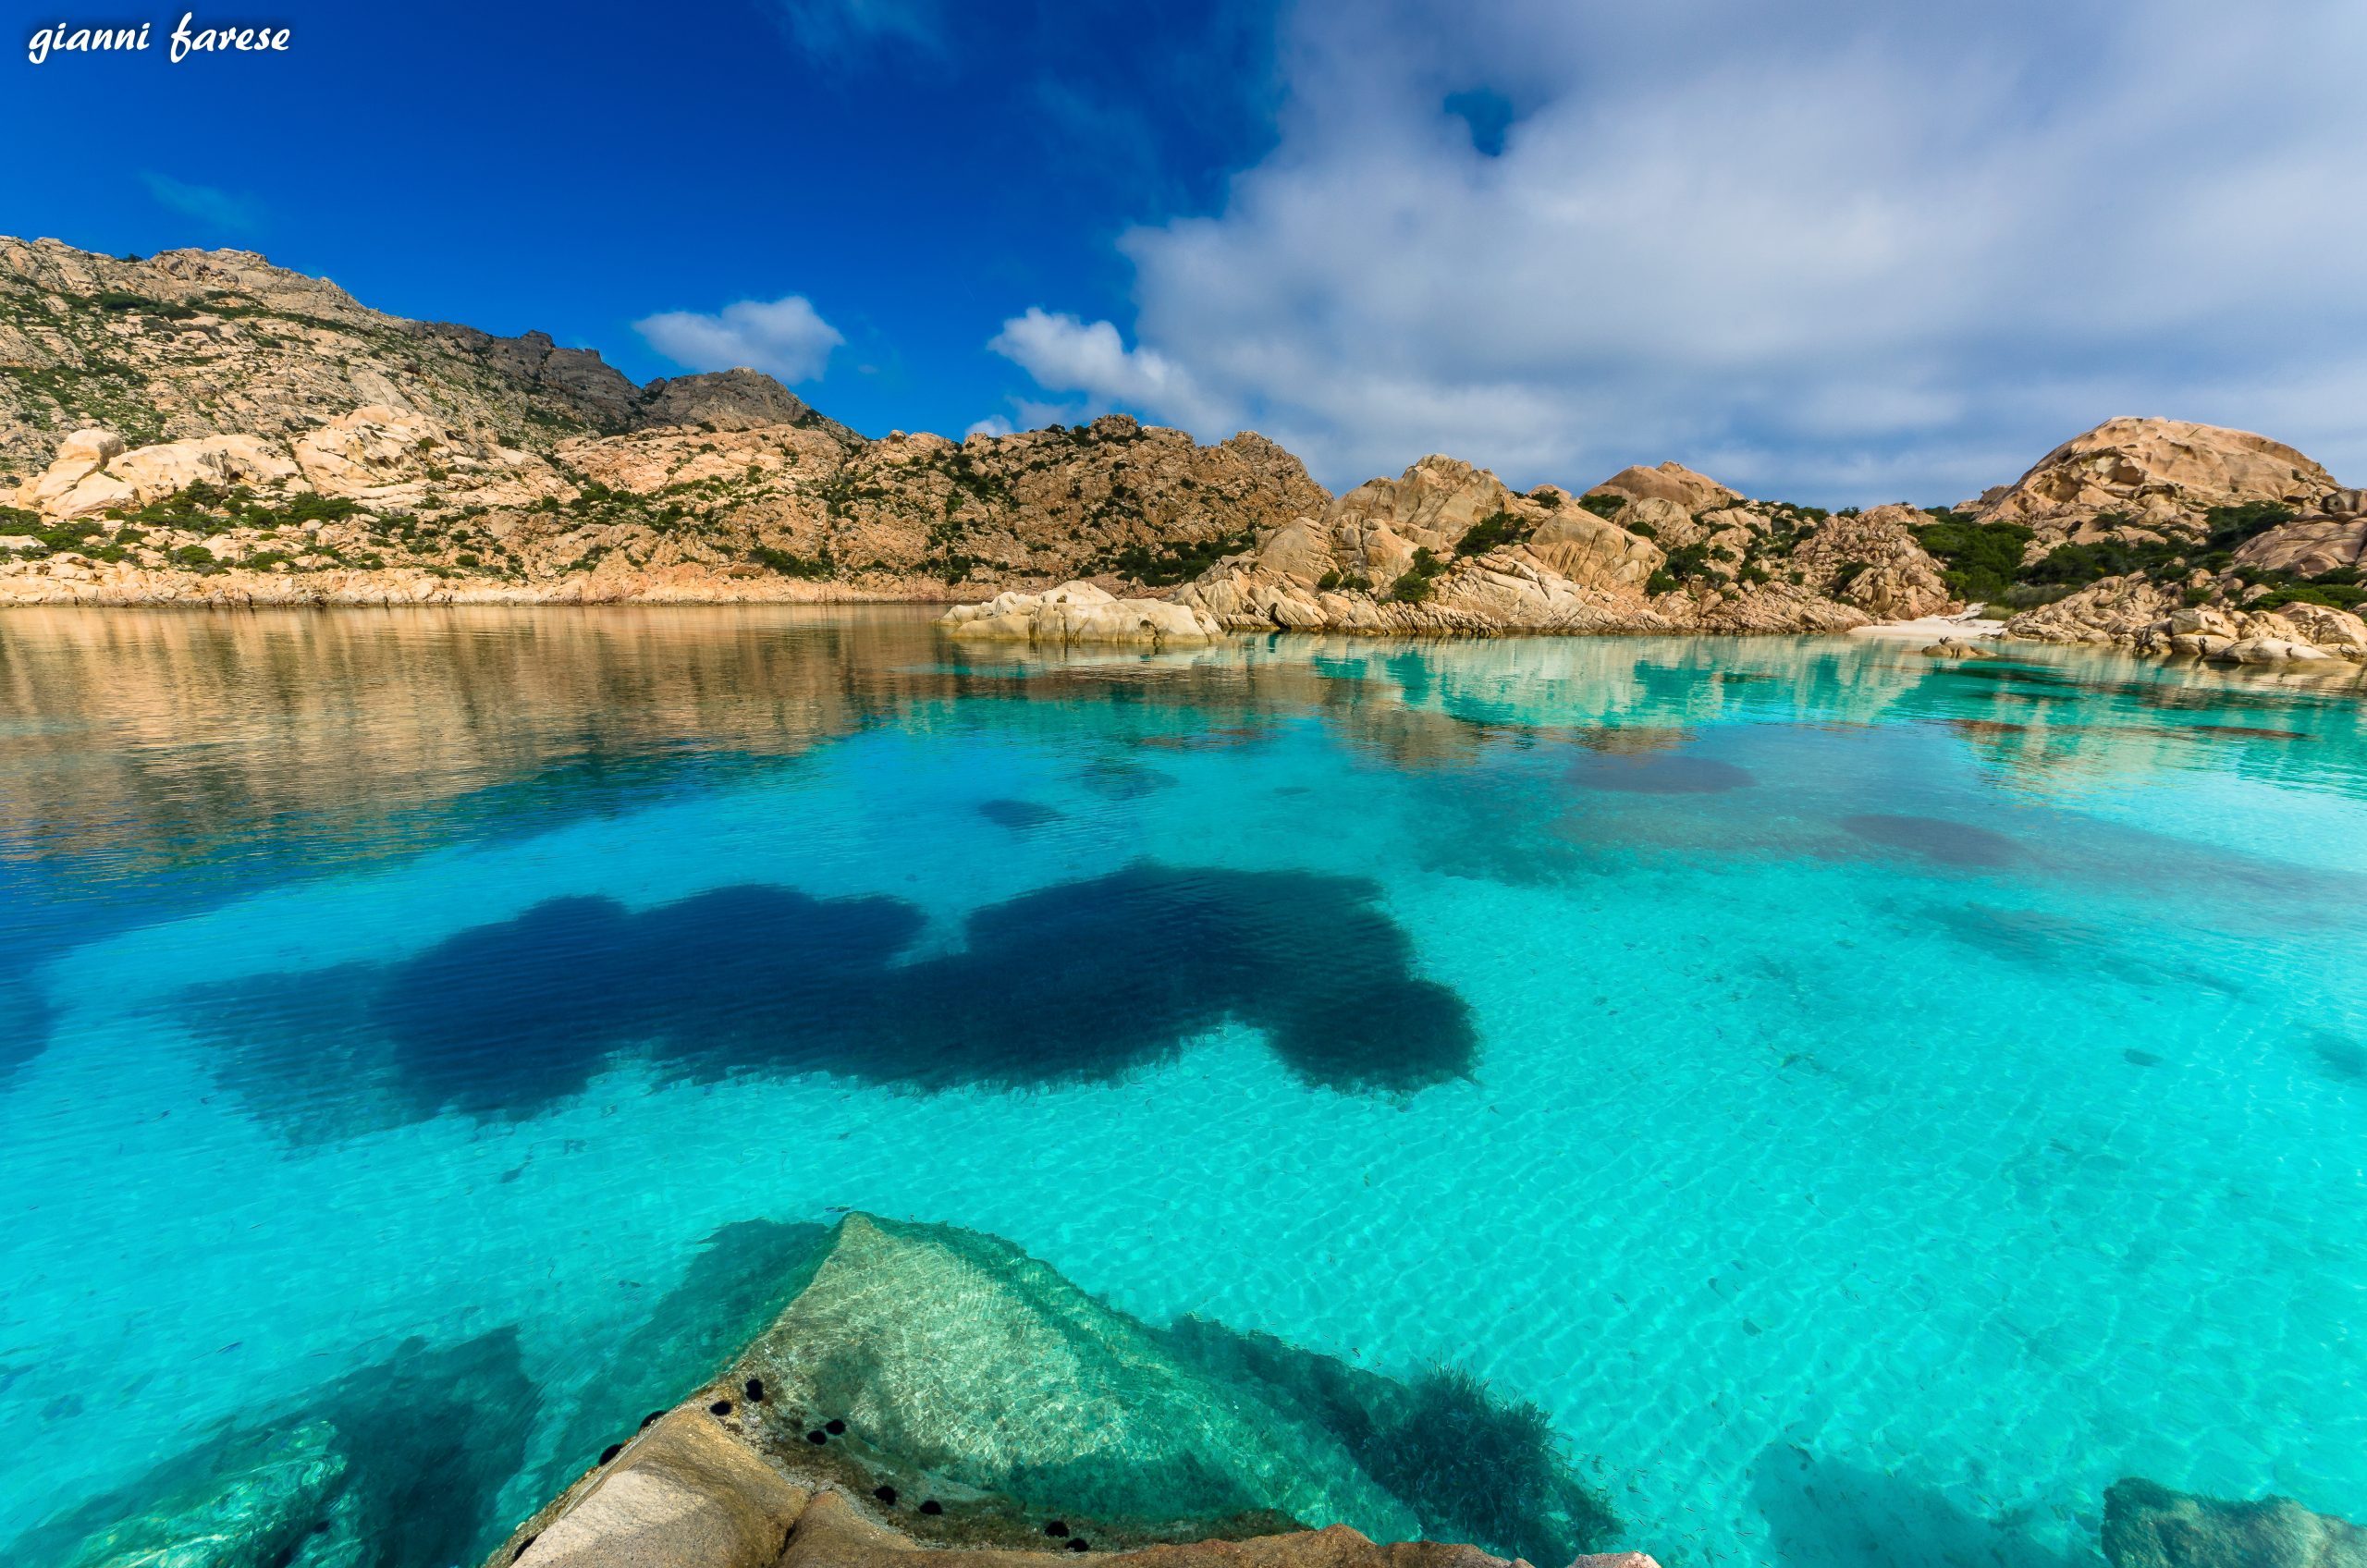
940,582,1222,644
1585,460,1738,513
2232,514,2367,579
486,1215,1628,1568
1967,418,2347,539
2005,576,2367,667
2101,1477,2367,1568
1154,457,1674,633
1171,455,1955,636
19,426,300,517
1784,505,1954,621
2005,576,2187,646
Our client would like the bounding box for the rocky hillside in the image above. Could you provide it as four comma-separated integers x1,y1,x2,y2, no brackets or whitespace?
1940,418,2367,661
0,239,1323,606
5,235,2362,666
1174,455,1956,637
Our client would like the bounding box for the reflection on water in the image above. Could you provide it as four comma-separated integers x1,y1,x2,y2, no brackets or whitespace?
3,607,2360,881
2,607,2365,1568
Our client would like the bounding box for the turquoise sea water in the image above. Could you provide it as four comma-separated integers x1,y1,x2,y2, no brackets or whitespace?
3,606,2364,1567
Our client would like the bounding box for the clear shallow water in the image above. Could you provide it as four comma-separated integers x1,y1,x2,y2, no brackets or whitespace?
3,606,2365,1567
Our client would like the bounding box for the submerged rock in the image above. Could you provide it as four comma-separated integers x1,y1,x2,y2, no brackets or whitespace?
14,1331,537,1568
45,1420,353,1568
724,1214,1415,1540
2102,1477,2367,1568
484,1215,1628,1568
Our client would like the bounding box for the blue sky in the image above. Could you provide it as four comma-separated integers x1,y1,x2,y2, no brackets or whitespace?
7,0,2366,502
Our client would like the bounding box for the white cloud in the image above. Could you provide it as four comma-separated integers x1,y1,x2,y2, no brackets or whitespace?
964,414,1015,438
987,309,1236,435
634,295,844,385
997,0,2367,502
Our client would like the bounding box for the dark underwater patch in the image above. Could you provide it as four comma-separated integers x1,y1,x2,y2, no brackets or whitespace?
1568,753,1756,794
976,799,1064,830
2307,1032,2367,1083
0,974,52,1084
1748,1442,2083,1568
1840,814,2024,869
1162,1317,1618,1565
545,1218,832,1503
183,864,1476,1129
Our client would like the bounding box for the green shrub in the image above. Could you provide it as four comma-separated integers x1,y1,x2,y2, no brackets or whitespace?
1912,516,2034,602
1576,492,1625,521
2201,501,2295,550
1390,548,1445,603
752,545,832,579
1095,528,1254,586
1454,509,1529,556
2019,535,2187,589
2251,582,2367,612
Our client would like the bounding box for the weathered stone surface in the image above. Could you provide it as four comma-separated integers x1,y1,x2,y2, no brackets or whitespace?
1525,508,1662,590
514,1410,808,1568
1969,417,2345,536
770,1497,1539,1568
2005,576,2185,645
2233,518,2367,578
2101,1477,2367,1568
1585,460,1737,512
1787,505,1953,620
941,581,1222,643
2219,635,2343,665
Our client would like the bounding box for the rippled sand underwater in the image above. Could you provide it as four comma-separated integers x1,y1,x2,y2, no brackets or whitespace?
2,606,2364,1567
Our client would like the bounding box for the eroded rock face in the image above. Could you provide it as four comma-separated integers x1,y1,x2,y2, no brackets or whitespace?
16,429,300,518
2101,1477,2367,1568
1968,418,2346,537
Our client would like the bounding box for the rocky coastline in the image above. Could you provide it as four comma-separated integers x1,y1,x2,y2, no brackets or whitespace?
5,237,2364,675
